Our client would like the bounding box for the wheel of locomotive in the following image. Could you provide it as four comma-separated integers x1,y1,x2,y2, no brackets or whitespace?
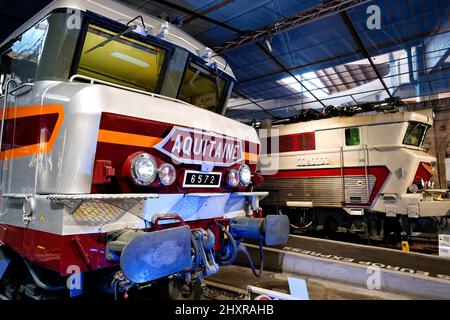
279,207,314,233
383,217,402,244
438,217,449,232
168,279,205,300
323,216,338,238
0,252,28,300
155,278,204,300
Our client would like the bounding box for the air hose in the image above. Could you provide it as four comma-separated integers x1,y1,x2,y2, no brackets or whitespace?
24,260,66,291
184,233,201,273
217,225,238,266
238,238,264,278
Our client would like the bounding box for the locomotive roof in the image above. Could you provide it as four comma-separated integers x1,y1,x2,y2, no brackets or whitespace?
272,109,434,135
0,0,235,79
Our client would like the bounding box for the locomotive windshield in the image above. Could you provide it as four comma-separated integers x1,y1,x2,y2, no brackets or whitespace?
178,62,226,113
74,21,231,113
403,122,428,147
77,25,167,92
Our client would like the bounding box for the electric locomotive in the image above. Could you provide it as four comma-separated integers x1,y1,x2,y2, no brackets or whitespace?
257,107,450,240
0,0,289,299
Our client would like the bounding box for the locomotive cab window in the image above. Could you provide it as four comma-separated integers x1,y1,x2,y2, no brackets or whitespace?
403,122,428,147
345,128,360,146
178,62,226,113
0,18,50,93
76,25,167,92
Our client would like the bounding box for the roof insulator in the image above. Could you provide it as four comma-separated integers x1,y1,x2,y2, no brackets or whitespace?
155,21,170,39
199,47,214,66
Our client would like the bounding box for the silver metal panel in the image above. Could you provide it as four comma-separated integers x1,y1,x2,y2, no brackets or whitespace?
0,196,64,234
344,175,376,204
259,177,344,207
0,87,38,195
259,175,376,208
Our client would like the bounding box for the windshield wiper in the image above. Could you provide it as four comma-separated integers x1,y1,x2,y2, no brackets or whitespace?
84,24,137,54
84,16,146,54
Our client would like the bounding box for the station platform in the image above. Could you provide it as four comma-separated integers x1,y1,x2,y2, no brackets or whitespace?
230,235,450,299
206,265,417,300
278,235,450,279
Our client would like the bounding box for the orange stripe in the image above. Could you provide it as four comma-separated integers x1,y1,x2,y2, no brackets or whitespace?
245,152,259,162
1,104,64,160
98,129,162,148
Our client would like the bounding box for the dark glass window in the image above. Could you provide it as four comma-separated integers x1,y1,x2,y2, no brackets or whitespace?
403,122,428,147
345,128,360,146
0,18,49,93
178,62,226,113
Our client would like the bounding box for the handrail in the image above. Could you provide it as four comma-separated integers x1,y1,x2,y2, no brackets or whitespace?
0,79,18,150
9,83,34,97
364,144,370,202
0,79,18,195
340,146,345,204
69,74,192,107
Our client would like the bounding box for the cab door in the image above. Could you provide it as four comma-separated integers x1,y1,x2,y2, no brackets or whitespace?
0,20,50,196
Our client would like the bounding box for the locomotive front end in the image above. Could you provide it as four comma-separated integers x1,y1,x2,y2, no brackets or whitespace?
81,90,290,286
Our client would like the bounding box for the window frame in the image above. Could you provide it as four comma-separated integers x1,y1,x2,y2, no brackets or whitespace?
70,11,174,94
345,127,361,146
0,13,53,96
402,121,429,148
177,56,233,114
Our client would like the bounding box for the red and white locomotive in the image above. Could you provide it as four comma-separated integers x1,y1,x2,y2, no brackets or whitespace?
0,0,288,299
257,107,450,240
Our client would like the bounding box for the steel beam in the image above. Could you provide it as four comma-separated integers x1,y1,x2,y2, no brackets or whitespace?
147,0,243,34
255,43,327,108
340,11,394,99
182,0,237,26
233,88,277,119
214,0,370,53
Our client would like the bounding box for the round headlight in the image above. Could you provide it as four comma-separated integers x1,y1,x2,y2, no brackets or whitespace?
131,153,157,186
227,169,240,188
159,163,176,186
239,164,252,186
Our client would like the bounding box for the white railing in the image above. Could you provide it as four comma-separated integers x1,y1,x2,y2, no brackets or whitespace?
69,74,192,107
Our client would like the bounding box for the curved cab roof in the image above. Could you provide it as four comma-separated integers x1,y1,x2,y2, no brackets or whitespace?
273,109,434,135
0,0,235,79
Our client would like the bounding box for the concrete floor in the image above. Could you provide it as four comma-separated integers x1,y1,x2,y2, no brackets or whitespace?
208,265,418,300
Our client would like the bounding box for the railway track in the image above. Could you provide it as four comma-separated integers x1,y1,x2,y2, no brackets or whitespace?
203,281,249,300
293,231,440,255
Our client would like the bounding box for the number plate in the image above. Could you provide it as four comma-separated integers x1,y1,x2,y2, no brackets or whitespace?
183,171,222,188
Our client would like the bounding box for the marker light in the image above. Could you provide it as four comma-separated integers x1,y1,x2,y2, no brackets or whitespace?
159,163,177,186
227,169,240,188
239,165,252,187
131,153,157,186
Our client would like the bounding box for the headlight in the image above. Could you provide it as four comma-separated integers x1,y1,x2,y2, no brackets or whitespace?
159,163,176,186
227,169,240,188
239,164,252,186
131,153,157,186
